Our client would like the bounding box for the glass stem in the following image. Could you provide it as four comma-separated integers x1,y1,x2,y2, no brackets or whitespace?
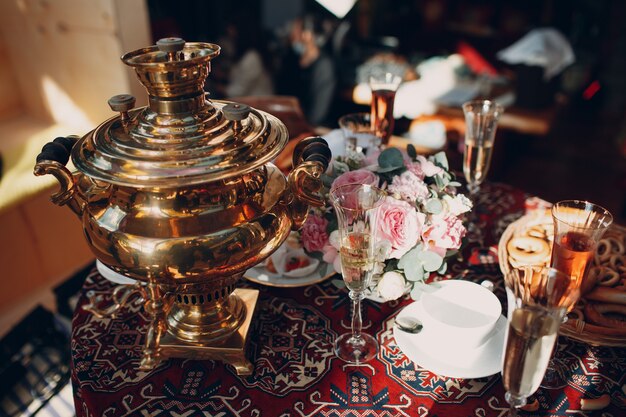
505,392,526,417
349,291,364,340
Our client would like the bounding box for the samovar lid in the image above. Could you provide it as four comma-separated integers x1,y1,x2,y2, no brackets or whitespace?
72,38,288,188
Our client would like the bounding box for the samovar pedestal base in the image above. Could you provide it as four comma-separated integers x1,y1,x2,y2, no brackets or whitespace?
146,288,259,376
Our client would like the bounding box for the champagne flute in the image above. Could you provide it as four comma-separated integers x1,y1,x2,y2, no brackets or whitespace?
369,71,402,148
540,200,613,387
330,183,385,364
502,266,578,416
462,99,503,198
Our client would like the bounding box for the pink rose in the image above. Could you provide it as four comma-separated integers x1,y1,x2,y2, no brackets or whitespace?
301,215,329,253
331,168,378,191
322,244,342,273
422,215,466,256
376,196,425,259
388,171,429,203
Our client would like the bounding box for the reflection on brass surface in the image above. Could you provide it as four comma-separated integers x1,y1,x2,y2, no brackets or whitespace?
34,38,329,371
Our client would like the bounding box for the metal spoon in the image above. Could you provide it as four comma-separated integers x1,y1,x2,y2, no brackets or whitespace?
394,317,423,334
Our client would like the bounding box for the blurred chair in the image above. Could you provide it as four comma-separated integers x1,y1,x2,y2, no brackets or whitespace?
232,96,316,171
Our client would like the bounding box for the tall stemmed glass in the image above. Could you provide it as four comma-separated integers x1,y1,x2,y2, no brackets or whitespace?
462,99,503,198
550,200,613,288
330,184,386,364
540,200,613,387
369,71,402,148
502,266,579,417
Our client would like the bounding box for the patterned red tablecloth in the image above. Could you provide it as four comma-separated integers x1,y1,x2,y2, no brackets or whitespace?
70,183,626,417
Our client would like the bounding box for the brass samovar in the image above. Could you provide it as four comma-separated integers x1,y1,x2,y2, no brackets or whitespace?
34,38,330,374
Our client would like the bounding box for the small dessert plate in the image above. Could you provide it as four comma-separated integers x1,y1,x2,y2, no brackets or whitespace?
393,299,506,379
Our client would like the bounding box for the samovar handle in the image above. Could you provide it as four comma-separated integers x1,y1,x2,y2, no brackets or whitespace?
33,136,82,214
83,283,146,319
285,136,331,229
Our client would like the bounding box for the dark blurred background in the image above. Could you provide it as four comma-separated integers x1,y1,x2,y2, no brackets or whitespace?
147,0,626,223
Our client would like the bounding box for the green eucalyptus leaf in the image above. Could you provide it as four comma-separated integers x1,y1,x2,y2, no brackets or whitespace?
332,160,350,175
326,217,338,234
398,245,422,269
434,175,445,190
417,250,444,272
425,198,443,214
410,284,423,300
437,261,447,275
407,144,417,159
384,258,399,272
332,279,346,289
321,174,335,188
448,181,462,187
433,151,449,170
405,265,425,282
378,148,405,171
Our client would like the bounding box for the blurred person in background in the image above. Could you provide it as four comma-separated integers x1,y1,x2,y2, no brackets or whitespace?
276,15,337,126
217,19,275,98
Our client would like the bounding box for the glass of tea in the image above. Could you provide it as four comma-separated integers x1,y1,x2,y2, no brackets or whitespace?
502,266,577,417
329,183,386,364
550,200,613,288
462,99,503,197
368,71,402,148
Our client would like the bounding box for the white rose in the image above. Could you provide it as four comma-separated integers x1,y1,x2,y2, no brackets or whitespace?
328,230,340,249
377,271,407,301
374,240,392,262
443,194,472,216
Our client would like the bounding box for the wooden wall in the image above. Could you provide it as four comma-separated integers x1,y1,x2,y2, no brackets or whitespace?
0,0,151,131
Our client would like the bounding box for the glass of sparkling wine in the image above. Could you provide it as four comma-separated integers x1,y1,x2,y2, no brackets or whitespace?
502,266,579,416
462,99,503,197
329,183,386,364
369,71,402,148
538,200,612,388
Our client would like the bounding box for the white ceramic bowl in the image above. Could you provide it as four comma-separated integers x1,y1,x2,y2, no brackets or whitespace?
418,280,502,348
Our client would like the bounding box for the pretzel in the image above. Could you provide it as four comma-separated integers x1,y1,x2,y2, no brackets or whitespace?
580,394,610,411
595,267,621,287
586,287,626,305
584,303,626,329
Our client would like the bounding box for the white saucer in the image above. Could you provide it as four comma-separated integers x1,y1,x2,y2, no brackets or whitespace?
393,300,506,379
96,260,137,285
244,261,336,288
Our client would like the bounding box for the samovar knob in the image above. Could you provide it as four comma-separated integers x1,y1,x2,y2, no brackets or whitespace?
223,103,251,135
108,94,136,123
156,37,186,61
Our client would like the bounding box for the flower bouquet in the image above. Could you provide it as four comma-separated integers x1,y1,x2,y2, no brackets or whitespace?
300,146,472,302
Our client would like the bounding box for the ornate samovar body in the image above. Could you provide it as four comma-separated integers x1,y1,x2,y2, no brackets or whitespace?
34,38,330,374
